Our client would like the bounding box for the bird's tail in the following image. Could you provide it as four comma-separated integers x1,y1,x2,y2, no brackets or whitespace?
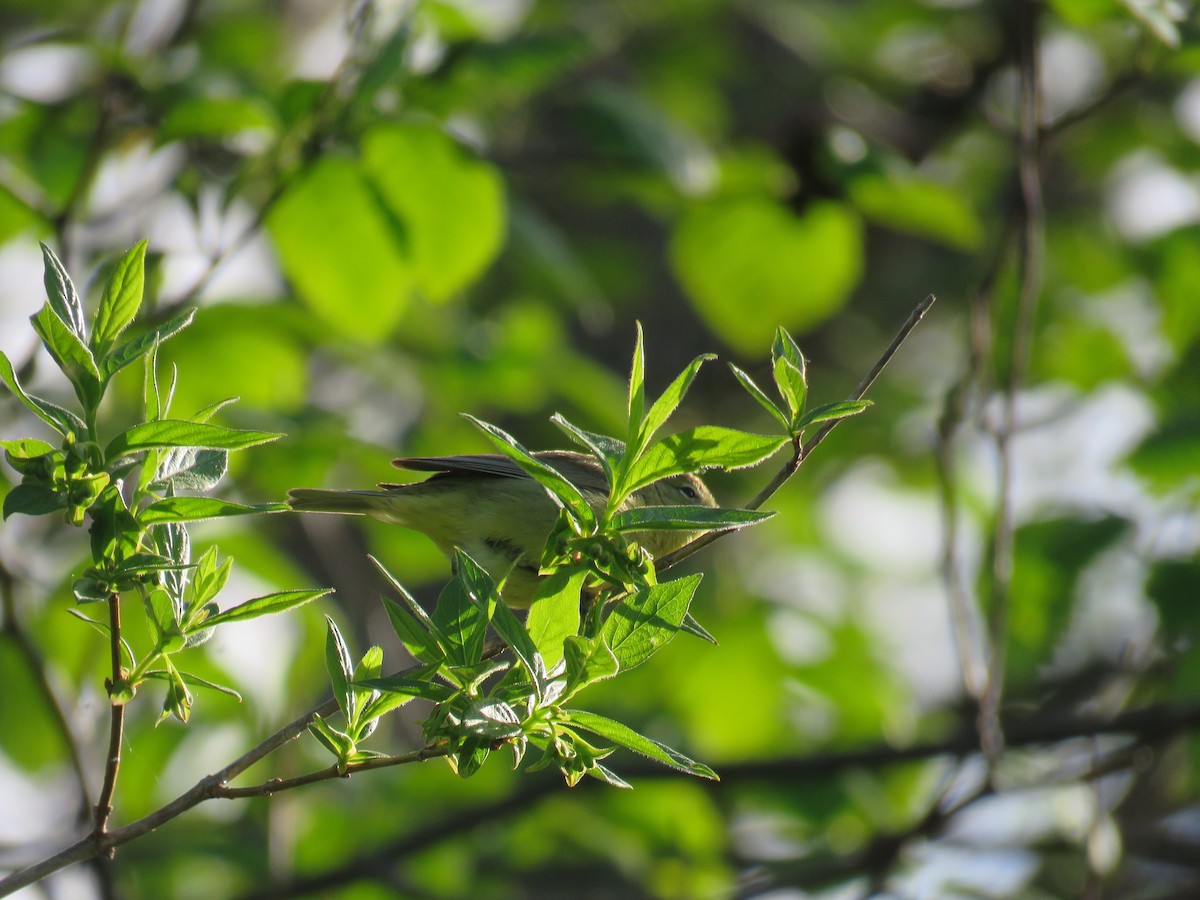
287,488,403,518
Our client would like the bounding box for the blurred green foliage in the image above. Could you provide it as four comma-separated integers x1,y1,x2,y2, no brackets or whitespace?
1,0,1199,897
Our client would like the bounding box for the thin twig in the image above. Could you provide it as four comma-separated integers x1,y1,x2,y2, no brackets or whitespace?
92,593,126,848
658,293,936,571
214,746,450,800
978,0,1045,765
936,223,1017,702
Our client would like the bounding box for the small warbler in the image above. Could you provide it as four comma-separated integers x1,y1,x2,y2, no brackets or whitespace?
287,452,716,607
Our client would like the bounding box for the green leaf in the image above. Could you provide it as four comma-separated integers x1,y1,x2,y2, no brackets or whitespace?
848,173,984,251
3,482,67,519
30,304,102,413
771,327,808,420
362,123,506,302
550,414,623,485
679,612,718,645
612,506,774,533
488,589,544,683
525,568,587,669
430,552,492,667
267,157,413,343
627,323,646,442
451,736,492,779
189,547,232,608
728,364,791,432
139,497,288,524
465,415,596,531
633,353,715,460
39,242,85,337
324,616,356,722
565,710,718,780
601,574,702,671
351,646,384,732
156,657,193,724
92,240,147,357
105,420,281,459
145,588,184,652
202,588,331,628
355,674,455,704
88,489,140,565
154,447,228,492
308,715,353,760
562,634,619,698
358,677,433,723
588,763,634,789
144,669,242,702
795,400,873,431
380,593,443,666
670,197,862,353
103,308,196,382
0,351,87,436
1,438,55,459
160,96,278,142
624,426,787,493
462,698,523,740
372,556,447,665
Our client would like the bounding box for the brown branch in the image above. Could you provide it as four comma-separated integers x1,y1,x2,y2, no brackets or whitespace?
213,745,450,800
936,219,1018,704
978,0,1045,766
658,293,936,572
232,702,1200,899
0,653,446,897
92,593,126,848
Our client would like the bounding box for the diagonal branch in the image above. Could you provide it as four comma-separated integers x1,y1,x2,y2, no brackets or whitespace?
0,653,445,897
658,293,936,572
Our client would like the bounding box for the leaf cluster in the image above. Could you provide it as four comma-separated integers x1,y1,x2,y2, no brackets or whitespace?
309,324,867,786
1,244,321,722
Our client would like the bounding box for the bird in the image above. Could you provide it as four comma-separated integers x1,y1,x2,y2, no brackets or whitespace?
287,451,716,607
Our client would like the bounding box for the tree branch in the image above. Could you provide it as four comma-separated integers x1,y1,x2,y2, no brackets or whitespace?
92,593,126,850
0,653,446,897
978,0,1045,766
658,293,936,572
232,701,1200,899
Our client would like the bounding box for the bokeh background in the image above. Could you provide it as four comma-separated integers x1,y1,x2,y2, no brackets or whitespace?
2,0,1200,897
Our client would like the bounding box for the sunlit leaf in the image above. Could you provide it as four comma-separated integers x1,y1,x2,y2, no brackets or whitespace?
670,197,862,352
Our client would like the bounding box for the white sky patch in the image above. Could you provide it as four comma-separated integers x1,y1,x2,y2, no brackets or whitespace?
1107,151,1200,241
1174,77,1200,143
0,44,95,104
1040,30,1106,123
819,460,943,577
87,138,186,222
289,4,351,80
150,189,283,303
204,570,303,712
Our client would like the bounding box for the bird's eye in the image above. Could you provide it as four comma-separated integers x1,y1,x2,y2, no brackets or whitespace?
677,484,698,501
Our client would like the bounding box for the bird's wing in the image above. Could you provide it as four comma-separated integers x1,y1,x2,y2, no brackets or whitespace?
388,452,610,494
391,454,530,478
